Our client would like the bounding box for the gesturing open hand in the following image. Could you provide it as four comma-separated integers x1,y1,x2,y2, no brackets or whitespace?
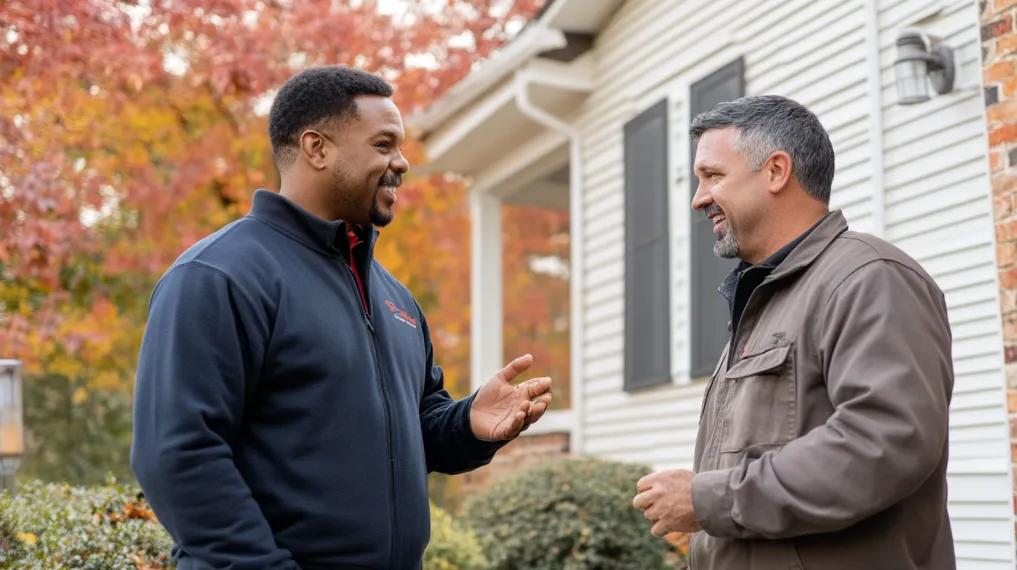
470,354,552,441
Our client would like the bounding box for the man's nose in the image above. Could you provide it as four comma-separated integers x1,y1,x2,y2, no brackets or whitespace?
691,184,711,211
391,151,409,174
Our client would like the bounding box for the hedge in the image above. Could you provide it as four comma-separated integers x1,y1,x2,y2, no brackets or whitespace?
0,480,486,569
465,458,683,569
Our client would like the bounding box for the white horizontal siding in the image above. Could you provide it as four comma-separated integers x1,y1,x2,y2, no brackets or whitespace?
880,0,1011,565
565,0,1012,564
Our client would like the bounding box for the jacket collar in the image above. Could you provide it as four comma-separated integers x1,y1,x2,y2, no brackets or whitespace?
248,189,378,257
766,209,848,282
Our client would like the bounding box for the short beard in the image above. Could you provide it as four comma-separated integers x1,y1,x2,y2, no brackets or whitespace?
713,227,740,258
368,188,394,227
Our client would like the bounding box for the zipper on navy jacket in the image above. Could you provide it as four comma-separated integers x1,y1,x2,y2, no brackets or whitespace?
341,263,399,567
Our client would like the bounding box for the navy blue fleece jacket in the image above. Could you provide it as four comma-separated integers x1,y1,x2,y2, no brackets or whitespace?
131,189,501,569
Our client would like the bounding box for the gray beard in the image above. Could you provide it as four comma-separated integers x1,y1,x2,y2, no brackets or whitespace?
713,228,740,258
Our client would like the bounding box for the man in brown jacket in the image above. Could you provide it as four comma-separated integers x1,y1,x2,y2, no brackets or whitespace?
632,95,955,569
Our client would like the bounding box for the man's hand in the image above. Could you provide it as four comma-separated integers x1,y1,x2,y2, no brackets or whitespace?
470,354,552,441
632,469,702,537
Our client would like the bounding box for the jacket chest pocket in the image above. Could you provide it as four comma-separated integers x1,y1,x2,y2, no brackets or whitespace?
720,343,797,454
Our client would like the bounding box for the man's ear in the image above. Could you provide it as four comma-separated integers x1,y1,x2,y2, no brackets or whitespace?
764,151,793,195
298,130,329,170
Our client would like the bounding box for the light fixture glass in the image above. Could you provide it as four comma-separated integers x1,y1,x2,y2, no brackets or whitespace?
893,28,955,105
895,58,930,104
0,361,23,459
0,360,23,493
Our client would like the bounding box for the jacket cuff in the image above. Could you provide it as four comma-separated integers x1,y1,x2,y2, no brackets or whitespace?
692,468,740,537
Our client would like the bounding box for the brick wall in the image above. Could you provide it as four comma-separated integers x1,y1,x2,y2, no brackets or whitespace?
458,431,570,496
983,0,1017,536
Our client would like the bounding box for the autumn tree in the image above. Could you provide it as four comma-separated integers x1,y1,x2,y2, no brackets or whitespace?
1,0,562,484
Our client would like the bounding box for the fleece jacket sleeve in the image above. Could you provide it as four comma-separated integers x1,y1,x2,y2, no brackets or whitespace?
131,261,297,569
416,307,506,474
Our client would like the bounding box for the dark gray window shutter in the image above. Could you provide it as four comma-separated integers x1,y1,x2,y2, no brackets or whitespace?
624,99,670,391
689,58,745,378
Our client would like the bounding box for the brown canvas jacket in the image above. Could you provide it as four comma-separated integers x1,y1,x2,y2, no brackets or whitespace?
689,210,956,570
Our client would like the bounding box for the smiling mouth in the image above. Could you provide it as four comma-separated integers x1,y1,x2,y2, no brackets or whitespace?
377,186,398,204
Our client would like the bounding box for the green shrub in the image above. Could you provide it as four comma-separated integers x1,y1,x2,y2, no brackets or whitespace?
0,479,173,569
22,374,134,485
0,480,485,569
425,501,487,570
465,458,679,570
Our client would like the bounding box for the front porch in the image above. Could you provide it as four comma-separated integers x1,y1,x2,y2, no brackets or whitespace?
415,23,598,463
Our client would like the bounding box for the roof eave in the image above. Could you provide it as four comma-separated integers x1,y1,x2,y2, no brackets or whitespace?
411,24,567,134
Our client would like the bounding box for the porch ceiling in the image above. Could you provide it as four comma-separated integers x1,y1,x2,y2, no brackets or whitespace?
420,61,590,177
503,162,569,210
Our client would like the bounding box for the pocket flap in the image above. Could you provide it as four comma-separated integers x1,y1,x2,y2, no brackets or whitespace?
725,344,791,379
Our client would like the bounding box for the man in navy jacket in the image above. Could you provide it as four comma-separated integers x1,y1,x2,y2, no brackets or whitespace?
131,66,553,569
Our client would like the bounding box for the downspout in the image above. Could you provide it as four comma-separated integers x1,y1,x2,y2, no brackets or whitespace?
864,0,886,237
514,71,586,455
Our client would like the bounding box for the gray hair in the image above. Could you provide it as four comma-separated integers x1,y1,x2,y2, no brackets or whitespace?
689,95,834,204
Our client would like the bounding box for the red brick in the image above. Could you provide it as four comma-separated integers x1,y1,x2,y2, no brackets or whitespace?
989,100,1017,124
987,60,1017,83
997,217,1017,241
1009,390,1017,411
1007,345,1017,363
994,191,1014,219
992,150,1004,173
984,15,1014,41
999,33,1017,57
980,14,1012,40
1003,316,1017,340
1001,267,1017,289
991,123,1017,146
1011,415,1017,438
1000,241,1017,266
994,173,1017,195
999,239,1017,266
1003,291,1017,316
997,0,1017,12
996,238,1012,262
457,432,571,496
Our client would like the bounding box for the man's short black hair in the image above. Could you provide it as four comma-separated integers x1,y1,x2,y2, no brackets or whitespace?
268,66,393,168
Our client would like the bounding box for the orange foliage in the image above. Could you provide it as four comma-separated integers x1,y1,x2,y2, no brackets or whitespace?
1,0,559,401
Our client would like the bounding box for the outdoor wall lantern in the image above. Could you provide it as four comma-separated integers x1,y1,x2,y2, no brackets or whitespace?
0,360,24,492
894,28,955,105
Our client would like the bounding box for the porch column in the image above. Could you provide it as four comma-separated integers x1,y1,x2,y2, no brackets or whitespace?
470,191,503,390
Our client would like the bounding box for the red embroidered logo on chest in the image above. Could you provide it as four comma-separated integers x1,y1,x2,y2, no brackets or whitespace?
384,300,418,328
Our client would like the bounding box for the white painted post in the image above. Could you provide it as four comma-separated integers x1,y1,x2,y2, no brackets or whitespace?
469,191,503,391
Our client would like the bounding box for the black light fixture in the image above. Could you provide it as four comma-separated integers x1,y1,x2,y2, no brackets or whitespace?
894,28,955,105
